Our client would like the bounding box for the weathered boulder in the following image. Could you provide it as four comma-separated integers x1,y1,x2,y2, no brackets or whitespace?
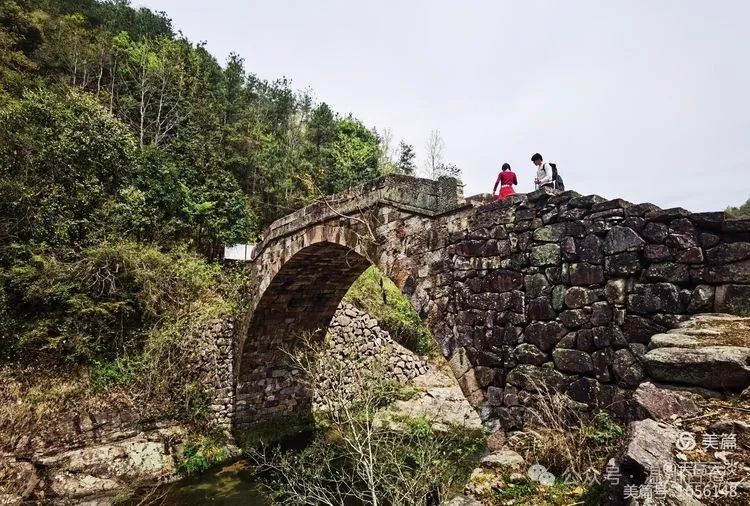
620,419,679,476
479,449,525,471
627,283,682,315
506,364,570,392
513,343,548,366
705,242,750,265
649,333,708,349
642,346,750,390
569,263,605,286
612,349,645,387
530,244,562,266
576,234,604,264
606,252,642,277
614,419,702,506
564,286,598,308
633,382,701,420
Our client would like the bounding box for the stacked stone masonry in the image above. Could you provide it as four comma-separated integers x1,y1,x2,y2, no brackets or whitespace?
315,302,429,410
235,175,750,433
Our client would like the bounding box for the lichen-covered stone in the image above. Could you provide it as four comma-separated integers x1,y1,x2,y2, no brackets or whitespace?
524,321,567,351
627,283,682,315
552,348,594,374
643,346,750,390
564,286,598,308
612,348,645,387
530,243,562,266
513,343,549,366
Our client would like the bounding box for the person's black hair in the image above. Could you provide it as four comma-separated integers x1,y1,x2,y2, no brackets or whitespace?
531,153,543,162
502,163,511,171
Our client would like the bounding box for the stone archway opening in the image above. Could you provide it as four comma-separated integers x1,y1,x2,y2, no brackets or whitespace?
233,239,476,438
234,241,371,433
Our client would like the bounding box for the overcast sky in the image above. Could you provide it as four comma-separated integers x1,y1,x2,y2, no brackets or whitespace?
135,0,749,212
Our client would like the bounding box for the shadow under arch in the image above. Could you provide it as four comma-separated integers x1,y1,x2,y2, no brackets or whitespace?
234,241,372,433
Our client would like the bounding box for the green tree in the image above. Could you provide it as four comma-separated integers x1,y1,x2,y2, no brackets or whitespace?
0,0,41,99
327,118,380,193
397,141,416,175
0,89,137,248
727,198,750,218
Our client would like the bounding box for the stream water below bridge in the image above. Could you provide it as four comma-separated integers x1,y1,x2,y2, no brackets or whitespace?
156,459,268,505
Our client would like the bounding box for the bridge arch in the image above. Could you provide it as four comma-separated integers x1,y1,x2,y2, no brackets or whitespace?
234,176,469,432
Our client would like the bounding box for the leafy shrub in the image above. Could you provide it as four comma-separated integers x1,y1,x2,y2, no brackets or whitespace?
582,411,625,445
0,241,231,362
178,435,231,475
406,416,432,438
90,356,143,390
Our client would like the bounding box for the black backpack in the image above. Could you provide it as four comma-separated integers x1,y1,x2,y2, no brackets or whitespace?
549,163,565,191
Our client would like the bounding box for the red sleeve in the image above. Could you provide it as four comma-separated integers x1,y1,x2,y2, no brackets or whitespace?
493,173,502,190
513,173,518,185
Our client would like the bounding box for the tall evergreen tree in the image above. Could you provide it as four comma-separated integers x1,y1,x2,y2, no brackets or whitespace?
397,141,416,175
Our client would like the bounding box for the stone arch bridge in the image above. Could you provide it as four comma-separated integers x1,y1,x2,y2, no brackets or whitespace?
232,175,750,434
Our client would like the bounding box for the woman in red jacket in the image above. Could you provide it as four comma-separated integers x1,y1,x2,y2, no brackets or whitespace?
493,163,518,200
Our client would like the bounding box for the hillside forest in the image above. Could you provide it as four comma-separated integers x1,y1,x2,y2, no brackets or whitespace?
0,0,444,427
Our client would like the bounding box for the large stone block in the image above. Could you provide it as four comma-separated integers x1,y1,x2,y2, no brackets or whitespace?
569,263,605,286
552,348,594,374
714,284,750,316
642,222,668,243
612,348,644,387
506,364,570,392
697,259,750,284
603,226,645,255
560,309,590,329
643,346,750,390
524,321,567,351
605,252,642,277
644,262,690,283
524,273,551,298
527,297,556,321
563,286,598,308
513,343,549,366
530,243,562,266
627,283,682,315
532,223,569,242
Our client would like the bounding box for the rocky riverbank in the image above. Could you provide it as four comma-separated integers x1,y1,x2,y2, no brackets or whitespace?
0,302,477,504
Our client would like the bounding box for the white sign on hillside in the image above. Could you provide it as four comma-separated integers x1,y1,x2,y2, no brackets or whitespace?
224,244,255,261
